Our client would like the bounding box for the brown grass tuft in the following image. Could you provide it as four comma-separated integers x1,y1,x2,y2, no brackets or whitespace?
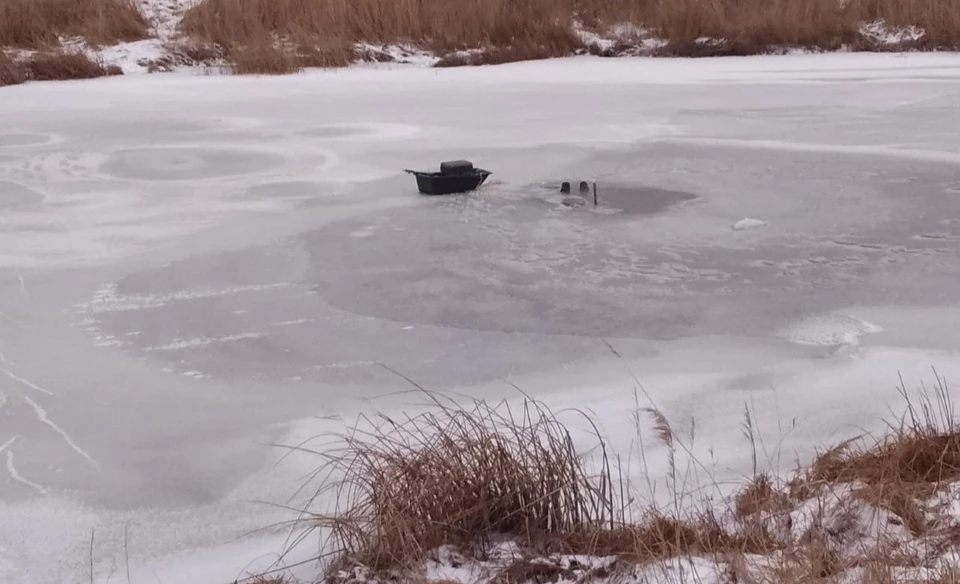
735,474,791,520
267,378,960,583
491,560,574,584
305,394,621,576
0,0,149,49
0,50,26,86
24,51,121,81
230,39,302,75
798,377,959,505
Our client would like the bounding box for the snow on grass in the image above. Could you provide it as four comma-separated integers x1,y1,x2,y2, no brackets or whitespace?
860,20,926,48
234,376,960,584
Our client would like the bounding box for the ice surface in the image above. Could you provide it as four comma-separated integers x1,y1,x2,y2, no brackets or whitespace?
2,54,960,583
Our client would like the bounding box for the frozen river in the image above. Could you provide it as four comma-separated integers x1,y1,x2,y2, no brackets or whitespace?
2,54,960,582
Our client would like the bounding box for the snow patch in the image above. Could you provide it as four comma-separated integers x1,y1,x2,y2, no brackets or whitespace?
76,282,296,314
859,20,926,46
145,332,265,351
732,217,768,231
778,313,884,347
354,43,440,67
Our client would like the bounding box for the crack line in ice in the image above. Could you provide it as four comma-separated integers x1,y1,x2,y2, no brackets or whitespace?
0,436,15,454
76,282,296,314
145,332,265,351
270,318,315,327
0,311,22,326
0,367,57,396
5,450,46,494
22,396,98,470
17,273,26,297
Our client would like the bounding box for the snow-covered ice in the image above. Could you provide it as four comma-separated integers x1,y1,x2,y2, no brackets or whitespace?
3,53,960,583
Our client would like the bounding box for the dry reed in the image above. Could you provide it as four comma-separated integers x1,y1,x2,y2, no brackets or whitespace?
176,0,960,73
298,394,620,575
0,0,149,49
794,374,960,516
0,50,25,86
25,50,121,81
254,376,960,583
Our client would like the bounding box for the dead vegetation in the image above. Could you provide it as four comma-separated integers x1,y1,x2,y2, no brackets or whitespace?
24,51,121,81
305,396,621,573
244,374,960,584
0,50,121,84
0,0,149,49
0,50,25,86
174,0,960,73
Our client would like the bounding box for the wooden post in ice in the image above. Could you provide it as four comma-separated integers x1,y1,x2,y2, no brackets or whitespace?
592,181,598,206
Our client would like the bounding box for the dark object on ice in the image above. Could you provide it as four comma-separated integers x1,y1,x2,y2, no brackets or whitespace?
579,181,589,193
440,159,475,175
593,181,598,206
404,160,492,195
562,196,586,207
560,181,571,194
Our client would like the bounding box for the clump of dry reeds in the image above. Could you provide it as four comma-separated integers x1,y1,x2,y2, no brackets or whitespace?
0,0,149,49
791,374,959,528
179,0,582,72
175,0,960,73
180,0,582,62
299,394,621,575
24,50,121,81
255,375,960,584
230,40,302,75
0,50,25,86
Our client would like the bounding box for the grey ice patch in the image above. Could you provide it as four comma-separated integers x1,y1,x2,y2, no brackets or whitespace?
0,182,45,208
99,147,282,181
596,183,697,214
298,125,367,138
244,181,325,199
543,181,696,215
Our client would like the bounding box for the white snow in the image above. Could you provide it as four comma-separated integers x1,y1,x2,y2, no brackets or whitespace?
859,20,926,46
732,217,768,231
778,314,884,347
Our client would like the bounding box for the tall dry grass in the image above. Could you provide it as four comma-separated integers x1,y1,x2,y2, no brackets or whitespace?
0,50,25,86
294,394,621,574
0,50,121,86
244,374,960,584
0,0,149,49
178,0,960,71
180,0,582,56
25,51,122,81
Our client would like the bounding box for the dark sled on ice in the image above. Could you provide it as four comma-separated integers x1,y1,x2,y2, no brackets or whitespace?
404,160,492,195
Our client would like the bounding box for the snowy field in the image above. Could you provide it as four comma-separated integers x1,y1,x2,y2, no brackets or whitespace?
3,53,960,583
